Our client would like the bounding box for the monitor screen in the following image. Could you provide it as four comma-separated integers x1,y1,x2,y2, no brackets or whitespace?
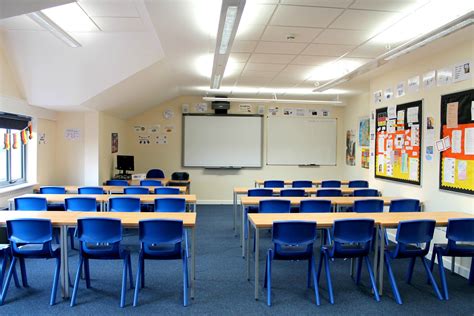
117,155,134,171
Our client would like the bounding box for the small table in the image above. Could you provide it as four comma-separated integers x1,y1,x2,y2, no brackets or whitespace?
254,180,351,188
33,185,187,194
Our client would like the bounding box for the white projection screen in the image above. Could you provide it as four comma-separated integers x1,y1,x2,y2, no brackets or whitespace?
183,115,263,167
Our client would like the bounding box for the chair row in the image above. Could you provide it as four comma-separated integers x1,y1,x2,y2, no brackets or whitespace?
38,185,179,194
264,218,474,306
0,218,189,307
249,188,380,197
263,180,369,188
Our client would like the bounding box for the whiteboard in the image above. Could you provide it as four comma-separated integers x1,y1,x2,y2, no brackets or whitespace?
183,115,262,167
266,116,337,165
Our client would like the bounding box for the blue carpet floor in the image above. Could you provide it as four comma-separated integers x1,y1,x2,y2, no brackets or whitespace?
0,205,473,315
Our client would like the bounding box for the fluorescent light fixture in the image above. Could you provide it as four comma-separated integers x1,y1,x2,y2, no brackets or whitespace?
42,2,99,32
203,96,343,105
28,11,81,48
210,0,246,89
309,59,364,81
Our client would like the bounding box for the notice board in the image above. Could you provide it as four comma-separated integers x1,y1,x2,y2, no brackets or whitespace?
375,100,422,185
439,89,474,195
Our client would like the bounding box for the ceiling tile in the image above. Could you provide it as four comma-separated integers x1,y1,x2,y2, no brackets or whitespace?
231,41,258,53
240,69,279,78
271,5,343,28
302,43,355,56
329,9,399,30
93,17,145,32
230,53,251,63
236,76,272,86
255,41,307,54
291,55,335,65
79,0,139,17
240,4,277,26
248,53,296,64
0,16,44,31
261,26,322,43
313,29,371,45
350,0,418,12
236,24,266,41
280,0,353,8
347,42,389,58
244,63,287,72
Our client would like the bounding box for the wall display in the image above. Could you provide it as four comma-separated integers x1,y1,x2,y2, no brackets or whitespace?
361,147,370,169
65,128,80,141
396,81,405,97
147,125,160,133
375,100,422,185
38,132,46,144
439,89,474,195
453,60,471,82
138,135,151,145
258,105,265,115
239,104,252,113
407,75,420,93
295,108,305,116
195,103,208,113
321,109,330,117
163,109,174,120
425,116,435,161
373,90,382,103
437,67,453,86
423,70,436,89
307,109,319,116
156,135,167,144
384,88,393,100
283,108,294,116
164,125,174,133
358,117,370,146
268,106,279,115
182,104,189,114
134,125,146,133
346,130,356,166
111,133,118,153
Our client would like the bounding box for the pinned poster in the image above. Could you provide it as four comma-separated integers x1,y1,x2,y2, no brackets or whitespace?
407,107,419,124
295,108,306,116
387,105,396,119
283,108,294,116
38,133,46,144
134,125,146,133
396,81,405,97
387,119,396,133
377,154,385,173
268,107,279,116
451,130,462,154
195,103,208,113
407,76,420,93
148,125,160,133
385,88,394,100
422,70,436,89
321,109,330,117
395,134,404,148
458,160,467,180
465,127,474,155
239,104,252,113
446,102,459,128
411,124,420,146
65,128,80,141
409,158,419,180
156,135,167,144
374,90,382,103
258,105,265,115
397,110,405,130
453,60,471,82
437,67,453,86
307,109,319,116
443,158,456,183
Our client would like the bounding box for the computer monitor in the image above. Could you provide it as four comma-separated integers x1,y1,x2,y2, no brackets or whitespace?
117,155,134,174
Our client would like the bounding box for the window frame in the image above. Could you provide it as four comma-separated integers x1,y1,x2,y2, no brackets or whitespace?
0,129,27,188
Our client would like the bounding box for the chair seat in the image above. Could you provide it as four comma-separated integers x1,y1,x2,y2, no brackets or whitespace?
143,244,182,260
386,243,427,258
82,245,130,259
323,244,369,258
273,244,312,260
15,244,60,258
434,243,474,257
0,244,9,251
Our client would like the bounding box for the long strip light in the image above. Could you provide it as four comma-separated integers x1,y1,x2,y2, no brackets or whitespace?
28,11,81,48
313,11,473,92
203,96,343,105
210,0,246,89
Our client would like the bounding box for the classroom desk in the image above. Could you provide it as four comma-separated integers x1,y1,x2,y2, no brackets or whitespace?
254,180,350,188
129,178,192,193
247,211,471,300
33,185,187,194
0,211,197,299
9,194,197,213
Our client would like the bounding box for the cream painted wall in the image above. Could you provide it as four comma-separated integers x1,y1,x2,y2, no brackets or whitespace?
126,96,346,202
37,118,58,185
0,45,22,99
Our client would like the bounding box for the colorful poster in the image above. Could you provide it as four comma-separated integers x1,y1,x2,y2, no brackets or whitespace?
453,61,471,82
361,148,370,169
358,117,370,146
346,130,356,166
374,90,382,103
111,133,118,153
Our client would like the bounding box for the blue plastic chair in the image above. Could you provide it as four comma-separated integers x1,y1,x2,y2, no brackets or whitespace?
109,197,141,212
133,219,189,307
78,186,105,194
146,169,165,178
300,200,332,244
154,187,180,194
244,189,274,241
321,180,341,188
316,189,342,197
317,219,380,304
292,180,313,188
39,186,66,194
124,186,149,195
430,218,474,300
259,200,291,214
264,180,284,188
348,180,369,188
106,180,129,186
280,189,305,197
154,198,188,255
14,197,47,210
353,189,379,197
140,180,162,186
65,197,98,250
265,221,320,306
0,245,20,291
389,199,421,212
384,220,443,304
353,199,384,213
70,218,133,308
0,219,61,306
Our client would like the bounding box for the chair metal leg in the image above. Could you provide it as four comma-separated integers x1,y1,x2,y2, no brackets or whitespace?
0,257,17,305
421,257,443,301
323,252,334,304
127,255,134,289
84,258,91,289
70,256,84,307
364,256,380,302
317,250,324,283
120,257,127,308
406,257,416,284
435,251,449,300
266,249,272,307
356,257,363,285
140,257,145,289
183,254,189,307
384,254,402,304
469,258,474,285
19,257,28,287
307,257,312,288
10,256,20,289
50,257,61,306
133,255,143,307
451,257,455,274
311,255,320,306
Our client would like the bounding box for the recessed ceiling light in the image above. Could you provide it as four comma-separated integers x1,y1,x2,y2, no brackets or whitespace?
42,2,99,32
309,60,363,81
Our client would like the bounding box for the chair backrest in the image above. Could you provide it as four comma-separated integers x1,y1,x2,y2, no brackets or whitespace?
348,180,369,188
154,198,186,212
154,187,180,195
123,186,149,195
39,186,66,194
396,220,436,244
106,180,129,186
263,180,284,188
332,219,374,257
353,189,379,197
76,218,123,255
14,197,48,211
78,186,105,194
272,221,317,246
389,199,421,212
146,169,165,178
139,219,183,256
280,189,305,197
140,179,162,186
259,199,291,213
353,199,384,213
171,172,189,180
321,180,341,188
300,200,332,213
248,188,273,196
109,197,141,212
316,189,342,197
65,197,97,212
7,219,54,255
292,180,313,188
446,218,474,242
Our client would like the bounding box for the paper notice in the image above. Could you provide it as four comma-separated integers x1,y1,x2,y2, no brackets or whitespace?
401,153,408,173
374,90,382,103
377,155,385,173
451,130,462,154
295,108,305,116
385,88,394,100
458,160,467,180
453,61,471,82
435,140,445,152
387,139,393,151
396,81,405,97
407,76,420,93
446,102,458,128
409,158,419,181
443,136,451,150
395,134,404,149
268,107,279,116
387,119,396,133
472,101,474,120
407,107,418,124
378,136,385,153
423,70,436,89
411,124,420,146
437,67,453,86
465,128,474,155
443,158,456,183
388,105,397,119
397,110,405,130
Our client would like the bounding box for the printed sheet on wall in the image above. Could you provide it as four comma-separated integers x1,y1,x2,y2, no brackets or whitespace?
375,100,422,185
439,89,474,195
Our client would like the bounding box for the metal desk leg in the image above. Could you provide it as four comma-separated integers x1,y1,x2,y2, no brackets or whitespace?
193,202,196,213
60,225,70,298
379,226,385,295
247,221,251,281
191,228,195,299
254,227,260,300
373,224,380,286
241,204,246,256
9,200,14,210
233,191,237,233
